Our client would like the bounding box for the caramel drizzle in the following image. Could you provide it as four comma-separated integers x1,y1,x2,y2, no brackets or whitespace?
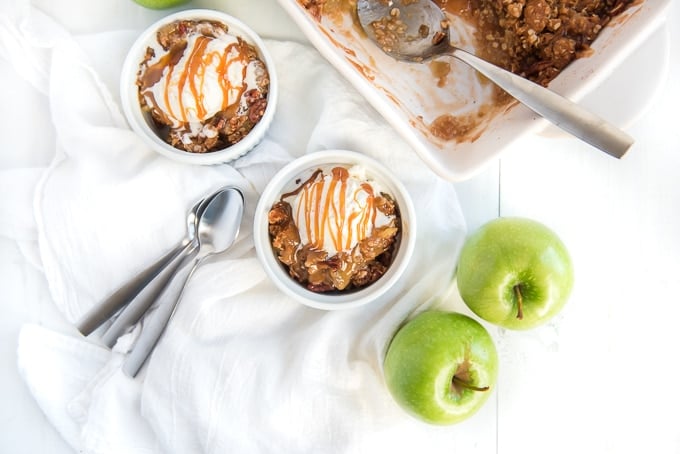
141,35,249,125
282,167,378,253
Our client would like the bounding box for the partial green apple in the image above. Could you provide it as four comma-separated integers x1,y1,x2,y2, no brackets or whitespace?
457,217,574,330
131,0,189,9
383,311,498,425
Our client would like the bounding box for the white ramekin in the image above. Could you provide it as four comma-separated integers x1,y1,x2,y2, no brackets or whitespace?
254,150,416,310
120,9,278,165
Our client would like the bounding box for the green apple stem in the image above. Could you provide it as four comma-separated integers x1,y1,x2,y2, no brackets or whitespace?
513,284,524,320
452,376,489,393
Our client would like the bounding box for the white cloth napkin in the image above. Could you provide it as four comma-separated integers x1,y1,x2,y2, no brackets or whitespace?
4,3,468,453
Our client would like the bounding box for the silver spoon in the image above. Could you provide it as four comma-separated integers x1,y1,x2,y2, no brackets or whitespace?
357,0,634,158
123,187,245,377
99,195,211,347
76,197,205,336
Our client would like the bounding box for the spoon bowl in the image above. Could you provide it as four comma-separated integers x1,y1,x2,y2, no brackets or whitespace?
195,188,243,257
123,186,245,377
357,0,634,158
357,0,446,61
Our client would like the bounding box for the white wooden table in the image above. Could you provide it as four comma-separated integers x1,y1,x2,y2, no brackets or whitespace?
1,1,679,453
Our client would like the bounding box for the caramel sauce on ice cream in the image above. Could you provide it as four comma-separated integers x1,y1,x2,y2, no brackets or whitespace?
283,167,390,256
140,35,251,126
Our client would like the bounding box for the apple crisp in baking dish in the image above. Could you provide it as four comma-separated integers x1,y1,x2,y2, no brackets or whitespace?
297,0,638,141
299,0,636,86
453,0,637,87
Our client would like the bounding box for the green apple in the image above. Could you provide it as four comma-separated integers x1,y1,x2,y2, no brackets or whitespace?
383,311,498,425
457,217,574,330
131,0,189,9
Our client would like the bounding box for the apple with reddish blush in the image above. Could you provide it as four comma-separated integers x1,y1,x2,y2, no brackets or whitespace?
383,311,498,425
457,217,574,330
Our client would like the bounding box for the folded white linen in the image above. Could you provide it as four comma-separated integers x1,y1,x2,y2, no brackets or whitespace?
6,4,468,454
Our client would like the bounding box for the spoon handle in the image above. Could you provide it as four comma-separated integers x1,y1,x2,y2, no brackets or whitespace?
99,240,195,348
122,253,201,378
75,239,188,336
450,47,634,158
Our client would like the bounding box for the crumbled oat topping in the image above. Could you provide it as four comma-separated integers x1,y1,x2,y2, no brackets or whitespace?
466,0,635,85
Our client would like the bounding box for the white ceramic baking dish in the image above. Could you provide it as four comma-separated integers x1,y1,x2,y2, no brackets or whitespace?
276,0,671,181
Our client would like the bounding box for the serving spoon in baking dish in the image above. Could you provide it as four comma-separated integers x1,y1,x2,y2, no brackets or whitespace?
357,0,634,158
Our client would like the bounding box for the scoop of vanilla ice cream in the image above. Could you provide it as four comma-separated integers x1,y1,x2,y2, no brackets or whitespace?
285,166,394,257
141,30,262,127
